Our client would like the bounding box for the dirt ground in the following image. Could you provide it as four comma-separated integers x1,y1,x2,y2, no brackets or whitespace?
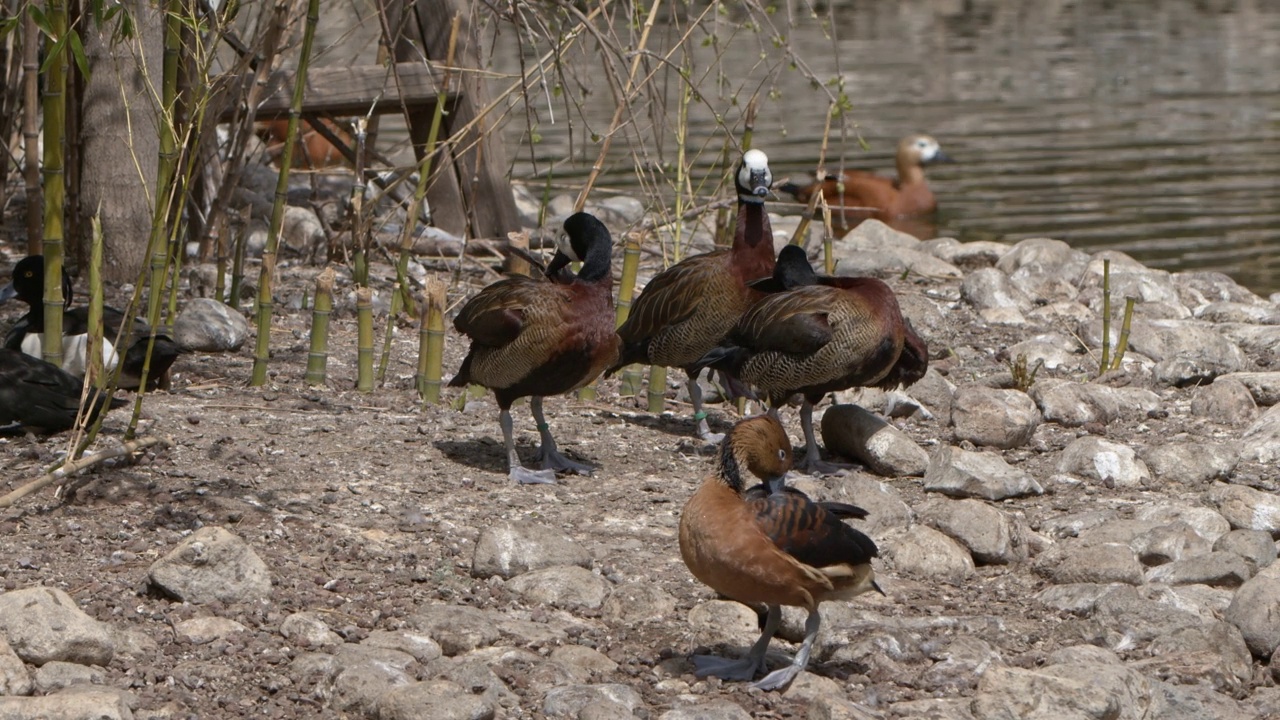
0,226,1275,718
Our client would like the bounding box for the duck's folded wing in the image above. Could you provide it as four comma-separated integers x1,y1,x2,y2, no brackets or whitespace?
616,253,722,341
453,276,542,347
747,490,878,570
732,286,833,355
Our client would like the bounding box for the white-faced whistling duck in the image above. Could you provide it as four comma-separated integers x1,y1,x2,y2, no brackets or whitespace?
449,212,620,485
1,256,183,392
694,245,928,475
608,149,776,443
679,414,883,690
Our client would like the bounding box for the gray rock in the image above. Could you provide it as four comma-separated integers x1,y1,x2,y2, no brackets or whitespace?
971,662,1152,720
1038,509,1118,539
542,683,644,718
471,521,591,579
950,386,1041,449
0,637,30,695
819,404,928,476
173,297,250,352
885,698,975,720
1057,436,1151,488
0,689,135,720
173,616,248,645
1045,644,1122,666
659,700,753,720
332,645,417,716
147,526,271,604
505,565,612,610
1216,371,1280,406
1196,301,1280,324
687,600,760,648
996,238,1089,304
594,196,646,225
1191,377,1258,426
1219,323,1280,356
279,612,341,650
427,654,519,710
921,238,1010,269
0,587,114,666
1139,441,1239,484
378,679,495,720
886,524,975,582
599,583,676,625
829,476,914,536
1129,620,1252,694
918,635,1001,694
1208,483,1280,535
1173,270,1265,307
905,368,956,421
1240,402,1280,464
1076,518,1164,547
1134,503,1232,545
1033,541,1143,585
281,204,326,255
405,605,501,656
550,645,619,675
1125,319,1247,384
1224,561,1280,657
1150,679,1258,720
1007,332,1085,373
836,220,962,279
1168,584,1235,618
361,630,443,663
918,498,1028,565
1081,254,1184,308
1130,522,1211,565
961,268,1032,313
1214,529,1276,573
924,446,1043,500
1093,585,1215,643
1034,583,1118,615
32,660,105,694
1145,551,1251,587
1031,380,1122,427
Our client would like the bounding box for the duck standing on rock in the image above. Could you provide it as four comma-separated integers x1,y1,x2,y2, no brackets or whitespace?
607,149,776,443
679,414,883,690
0,349,127,436
695,246,928,475
449,212,620,485
1,255,182,391
779,134,951,220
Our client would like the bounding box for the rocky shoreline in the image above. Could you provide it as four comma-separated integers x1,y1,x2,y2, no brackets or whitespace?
1,209,1279,719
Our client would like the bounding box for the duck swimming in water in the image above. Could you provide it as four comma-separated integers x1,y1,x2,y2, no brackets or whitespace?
779,135,951,220
608,149,776,443
449,212,620,485
1,255,182,391
679,414,883,690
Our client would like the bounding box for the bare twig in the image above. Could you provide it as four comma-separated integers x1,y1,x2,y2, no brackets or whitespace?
0,436,169,509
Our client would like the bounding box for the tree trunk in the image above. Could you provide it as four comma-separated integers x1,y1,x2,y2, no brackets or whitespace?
78,0,163,283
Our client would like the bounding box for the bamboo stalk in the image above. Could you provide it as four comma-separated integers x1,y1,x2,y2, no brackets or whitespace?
350,117,369,286
615,229,644,397
647,365,667,414
251,0,321,386
0,436,167,509
21,9,41,254
506,230,531,277
214,214,228,303
305,267,336,386
39,0,69,368
229,222,246,309
1110,297,1136,372
67,214,109,457
789,101,837,250
1100,258,1111,375
417,277,446,405
356,286,374,392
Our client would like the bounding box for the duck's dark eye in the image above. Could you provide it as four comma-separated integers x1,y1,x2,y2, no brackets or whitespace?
23,271,33,278
777,449,786,461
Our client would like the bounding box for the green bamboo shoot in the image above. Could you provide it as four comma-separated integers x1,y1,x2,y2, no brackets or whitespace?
417,277,446,405
305,267,336,386
356,286,374,392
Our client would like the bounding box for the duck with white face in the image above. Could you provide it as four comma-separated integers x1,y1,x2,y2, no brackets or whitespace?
606,149,778,444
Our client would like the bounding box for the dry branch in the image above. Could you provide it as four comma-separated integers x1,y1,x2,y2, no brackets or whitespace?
0,436,168,509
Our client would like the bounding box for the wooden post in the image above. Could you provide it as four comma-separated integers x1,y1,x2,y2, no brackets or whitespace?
412,0,521,240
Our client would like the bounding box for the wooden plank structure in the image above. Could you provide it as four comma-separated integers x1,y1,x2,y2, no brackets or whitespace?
214,0,520,241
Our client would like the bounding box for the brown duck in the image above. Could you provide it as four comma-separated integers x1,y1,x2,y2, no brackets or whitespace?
607,149,775,443
779,135,951,219
679,414,883,690
449,212,620,484
695,246,928,474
